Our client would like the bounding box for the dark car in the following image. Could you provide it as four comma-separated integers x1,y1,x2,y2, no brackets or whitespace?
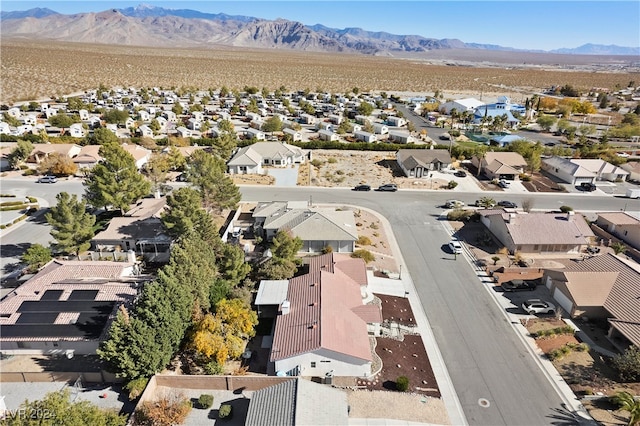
454,170,467,177
579,182,597,192
497,200,518,208
377,184,398,192
352,184,371,191
501,279,536,292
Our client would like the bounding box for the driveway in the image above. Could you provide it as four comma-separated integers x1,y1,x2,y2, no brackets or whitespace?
266,165,299,187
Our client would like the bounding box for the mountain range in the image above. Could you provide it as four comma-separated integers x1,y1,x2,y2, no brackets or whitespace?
1,4,638,56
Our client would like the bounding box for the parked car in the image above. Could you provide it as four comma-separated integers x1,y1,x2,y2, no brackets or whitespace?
377,184,398,192
501,279,536,292
448,240,463,254
498,179,510,188
497,200,518,208
454,170,467,177
37,175,58,183
522,299,556,315
445,199,465,208
439,133,451,140
475,199,496,208
353,184,371,191
579,182,597,192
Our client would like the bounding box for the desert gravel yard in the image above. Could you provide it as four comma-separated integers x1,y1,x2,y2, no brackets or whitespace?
346,389,450,424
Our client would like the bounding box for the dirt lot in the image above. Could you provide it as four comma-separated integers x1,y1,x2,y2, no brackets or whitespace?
523,318,640,425
522,171,566,193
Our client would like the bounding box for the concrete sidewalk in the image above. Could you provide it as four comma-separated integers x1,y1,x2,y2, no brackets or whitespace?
359,206,467,426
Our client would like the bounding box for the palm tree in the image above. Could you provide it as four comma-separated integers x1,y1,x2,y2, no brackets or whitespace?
611,241,626,255
450,108,459,130
612,391,640,426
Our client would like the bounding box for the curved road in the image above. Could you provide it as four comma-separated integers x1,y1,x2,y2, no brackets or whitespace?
2,178,634,424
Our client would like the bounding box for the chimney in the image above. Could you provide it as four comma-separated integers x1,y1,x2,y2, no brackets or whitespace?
507,212,516,223
281,300,290,315
566,211,575,220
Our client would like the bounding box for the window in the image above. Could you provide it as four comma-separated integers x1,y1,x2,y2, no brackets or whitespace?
310,362,316,368
320,360,331,363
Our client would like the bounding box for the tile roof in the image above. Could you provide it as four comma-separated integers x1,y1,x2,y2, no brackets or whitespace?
270,256,378,363
228,142,305,166
396,149,452,170
482,211,594,245
93,217,168,242
484,151,527,168
571,159,629,176
597,212,640,226
562,272,618,306
245,378,348,426
542,156,596,178
262,209,358,242
547,254,640,346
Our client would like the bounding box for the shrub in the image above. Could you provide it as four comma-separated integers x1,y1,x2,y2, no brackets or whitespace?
198,394,214,409
396,376,409,392
218,404,232,419
446,209,473,221
0,204,26,211
27,196,37,203
327,157,337,163
322,245,333,254
559,205,573,213
22,169,36,176
369,222,379,230
0,194,16,197
357,235,372,246
204,361,224,375
310,159,323,168
134,394,192,425
124,377,149,401
351,249,375,263
0,201,25,207
612,345,640,382
447,180,458,189
497,247,509,255
491,256,500,265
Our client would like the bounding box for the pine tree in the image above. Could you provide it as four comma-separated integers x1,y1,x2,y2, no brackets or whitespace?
84,142,151,214
45,192,96,256
161,187,215,240
188,150,241,214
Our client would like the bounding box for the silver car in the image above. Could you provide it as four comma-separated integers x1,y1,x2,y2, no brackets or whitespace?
522,299,556,315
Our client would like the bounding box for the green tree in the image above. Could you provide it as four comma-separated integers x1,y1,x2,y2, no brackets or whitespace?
165,145,186,171
45,192,96,256
263,115,283,133
161,187,215,239
102,109,129,125
611,391,640,426
257,257,298,280
3,388,126,426
271,229,303,261
610,241,627,255
66,96,86,111
21,243,52,273
48,112,76,130
188,150,241,214
536,115,557,132
84,142,151,214
357,102,374,116
577,124,596,144
144,154,170,193
7,139,34,169
92,127,119,145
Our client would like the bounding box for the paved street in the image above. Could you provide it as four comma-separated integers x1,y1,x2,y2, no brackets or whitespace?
1,178,636,424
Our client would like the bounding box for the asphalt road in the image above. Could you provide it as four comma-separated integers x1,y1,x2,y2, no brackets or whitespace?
1,179,635,424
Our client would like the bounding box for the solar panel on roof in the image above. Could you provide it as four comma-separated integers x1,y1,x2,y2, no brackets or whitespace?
40,290,63,301
67,290,99,301
17,301,114,313
15,312,59,324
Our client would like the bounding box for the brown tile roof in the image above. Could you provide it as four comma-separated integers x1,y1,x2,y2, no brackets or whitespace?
270,255,378,363
562,272,618,306
483,152,527,168
548,254,640,346
597,212,640,226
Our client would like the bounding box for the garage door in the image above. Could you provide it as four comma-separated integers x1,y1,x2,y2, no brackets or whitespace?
574,177,593,185
552,288,573,315
544,276,553,289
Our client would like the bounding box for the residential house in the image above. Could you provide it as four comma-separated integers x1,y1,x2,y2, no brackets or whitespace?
73,145,102,170
91,197,172,263
542,253,640,350
175,126,192,138
138,110,150,121
283,128,303,142
472,152,527,180
440,98,484,114
68,123,86,138
246,378,348,425
20,114,37,126
299,114,317,125
386,116,406,127
328,114,343,125
354,115,372,126
570,159,629,182
479,210,594,254
138,124,154,138
28,143,82,165
316,121,333,132
0,260,140,355
0,122,11,135
473,97,524,128
318,129,339,142
396,149,452,177
373,123,389,135
620,161,640,182
121,143,152,169
250,119,265,130
596,212,640,251
354,130,377,143
541,156,597,186
244,127,266,141
387,131,415,144
162,111,177,122
228,142,307,174
255,252,381,377
489,134,527,147
6,107,21,118
254,203,358,253
187,117,201,131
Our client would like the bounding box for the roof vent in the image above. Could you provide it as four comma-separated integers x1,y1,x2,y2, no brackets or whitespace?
281,300,290,315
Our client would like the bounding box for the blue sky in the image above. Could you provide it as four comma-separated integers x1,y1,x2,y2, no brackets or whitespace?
2,1,639,51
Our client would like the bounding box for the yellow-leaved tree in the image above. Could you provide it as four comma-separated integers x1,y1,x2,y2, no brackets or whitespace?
191,299,258,366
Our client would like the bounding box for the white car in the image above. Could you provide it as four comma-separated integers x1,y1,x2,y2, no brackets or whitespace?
445,200,465,208
448,240,463,254
522,299,556,315
498,179,510,188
